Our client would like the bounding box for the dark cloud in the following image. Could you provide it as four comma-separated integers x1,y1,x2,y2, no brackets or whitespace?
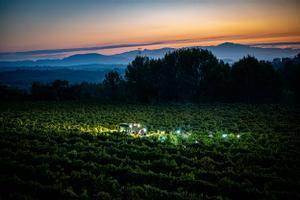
0,40,189,57
250,42,300,46
1,35,299,60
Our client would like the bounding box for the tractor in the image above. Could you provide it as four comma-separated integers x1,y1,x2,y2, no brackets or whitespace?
119,123,147,135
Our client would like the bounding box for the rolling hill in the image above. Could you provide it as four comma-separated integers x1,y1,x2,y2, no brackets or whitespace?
0,43,299,68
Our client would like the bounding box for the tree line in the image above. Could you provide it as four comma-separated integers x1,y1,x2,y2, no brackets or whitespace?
1,48,299,103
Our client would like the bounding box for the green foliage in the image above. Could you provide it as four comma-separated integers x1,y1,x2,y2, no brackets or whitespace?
0,102,299,199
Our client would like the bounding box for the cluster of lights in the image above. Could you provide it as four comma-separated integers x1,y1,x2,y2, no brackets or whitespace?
120,123,243,144
223,133,241,139
208,132,241,139
222,133,228,138
128,123,141,129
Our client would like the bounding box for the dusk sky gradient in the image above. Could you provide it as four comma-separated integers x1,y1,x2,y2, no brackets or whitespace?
0,0,299,59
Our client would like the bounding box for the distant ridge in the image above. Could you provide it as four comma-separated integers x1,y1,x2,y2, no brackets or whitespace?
0,43,299,67
202,42,299,63
217,42,246,47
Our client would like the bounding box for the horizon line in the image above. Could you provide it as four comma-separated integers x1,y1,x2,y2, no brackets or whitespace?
0,40,300,58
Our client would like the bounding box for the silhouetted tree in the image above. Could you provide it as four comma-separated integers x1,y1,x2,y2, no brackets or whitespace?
278,54,300,103
125,48,231,102
231,56,281,102
25,51,300,103
125,56,157,102
51,80,69,100
31,82,51,100
103,71,122,100
0,84,27,101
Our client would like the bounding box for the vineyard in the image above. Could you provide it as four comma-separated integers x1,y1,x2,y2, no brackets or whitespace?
0,102,299,199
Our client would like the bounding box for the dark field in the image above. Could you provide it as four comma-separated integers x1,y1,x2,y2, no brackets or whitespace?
0,102,299,199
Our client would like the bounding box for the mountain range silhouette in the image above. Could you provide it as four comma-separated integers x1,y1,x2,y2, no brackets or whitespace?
0,42,299,67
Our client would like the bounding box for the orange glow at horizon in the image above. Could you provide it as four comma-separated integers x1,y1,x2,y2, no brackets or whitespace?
0,0,300,54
